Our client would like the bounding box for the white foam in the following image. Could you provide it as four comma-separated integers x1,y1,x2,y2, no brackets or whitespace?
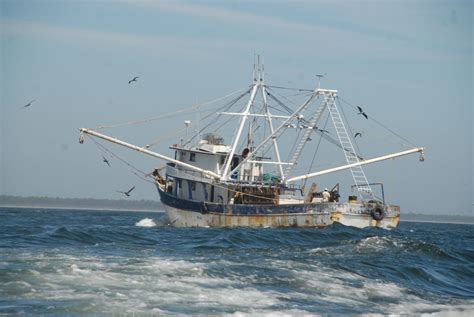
265,259,474,316
17,254,284,315
6,251,474,316
135,218,156,227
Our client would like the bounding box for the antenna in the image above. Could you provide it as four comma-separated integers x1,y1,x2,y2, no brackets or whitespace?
257,54,262,82
183,120,191,146
316,74,325,89
253,53,257,82
194,97,201,141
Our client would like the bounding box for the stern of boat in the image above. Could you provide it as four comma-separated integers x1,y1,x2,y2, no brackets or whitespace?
330,203,400,229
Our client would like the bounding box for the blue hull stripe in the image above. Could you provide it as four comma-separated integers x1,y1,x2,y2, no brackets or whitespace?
157,185,327,215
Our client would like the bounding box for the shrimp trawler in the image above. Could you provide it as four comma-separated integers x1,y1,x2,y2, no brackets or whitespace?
79,61,424,228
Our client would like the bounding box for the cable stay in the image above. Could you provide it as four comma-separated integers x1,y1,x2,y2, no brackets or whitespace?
93,86,250,130
87,135,157,185
337,96,416,148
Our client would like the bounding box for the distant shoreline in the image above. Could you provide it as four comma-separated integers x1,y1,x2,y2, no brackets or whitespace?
399,218,474,225
0,195,163,212
0,205,164,213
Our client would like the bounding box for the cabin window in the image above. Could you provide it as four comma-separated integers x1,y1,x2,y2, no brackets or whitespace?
220,156,226,165
191,181,196,191
190,153,196,162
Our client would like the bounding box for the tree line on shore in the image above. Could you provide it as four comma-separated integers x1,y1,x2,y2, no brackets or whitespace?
0,195,162,211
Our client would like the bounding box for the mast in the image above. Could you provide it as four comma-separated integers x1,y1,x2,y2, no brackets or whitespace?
262,85,285,180
221,83,259,179
225,87,320,180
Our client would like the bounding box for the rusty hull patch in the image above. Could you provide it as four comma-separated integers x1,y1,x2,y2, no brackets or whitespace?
209,212,331,228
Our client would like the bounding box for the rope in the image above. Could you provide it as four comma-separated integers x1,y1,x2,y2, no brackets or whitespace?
133,172,156,185
93,86,249,130
88,135,151,179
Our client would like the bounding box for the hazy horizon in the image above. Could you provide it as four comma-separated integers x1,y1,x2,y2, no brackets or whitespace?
1,0,472,216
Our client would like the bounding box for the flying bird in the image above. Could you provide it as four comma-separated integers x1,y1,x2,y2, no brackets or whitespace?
117,186,135,197
357,106,368,119
315,127,329,134
102,156,111,167
20,99,35,109
354,132,362,138
128,76,139,84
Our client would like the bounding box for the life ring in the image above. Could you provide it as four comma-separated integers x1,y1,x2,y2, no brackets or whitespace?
370,205,385,221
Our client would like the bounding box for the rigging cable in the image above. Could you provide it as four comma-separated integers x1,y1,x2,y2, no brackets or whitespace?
268,87,314,109
337,96,364,158
87,135,155,184
145,89,250,149
302,112,330,190
182,89,251,147
338,96,416,147
265,85,313,92
93,86,250,130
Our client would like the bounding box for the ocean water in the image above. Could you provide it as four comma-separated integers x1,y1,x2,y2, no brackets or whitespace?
1,207,473,316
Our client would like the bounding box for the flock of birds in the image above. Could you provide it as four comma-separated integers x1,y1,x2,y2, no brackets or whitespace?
20,76,139,110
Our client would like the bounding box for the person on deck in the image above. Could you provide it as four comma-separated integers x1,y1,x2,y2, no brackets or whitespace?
322,188,331,202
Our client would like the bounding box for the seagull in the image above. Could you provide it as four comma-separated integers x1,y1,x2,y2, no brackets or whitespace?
357,106,368,119
102,156,111,167
21,99,35,109
128,76,139,84
117,186,135,197
354,132,362,138
315,127,329,133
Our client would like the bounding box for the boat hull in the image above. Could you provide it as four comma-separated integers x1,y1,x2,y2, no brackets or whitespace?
157,185,399,229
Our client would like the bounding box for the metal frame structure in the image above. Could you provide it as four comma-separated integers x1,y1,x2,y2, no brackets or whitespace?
79,60,425,201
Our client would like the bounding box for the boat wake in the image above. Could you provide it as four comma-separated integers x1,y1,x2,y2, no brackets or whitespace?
135,218,157,227
1,208,473,316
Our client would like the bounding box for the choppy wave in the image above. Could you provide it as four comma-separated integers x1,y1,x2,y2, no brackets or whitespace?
0,207,473,316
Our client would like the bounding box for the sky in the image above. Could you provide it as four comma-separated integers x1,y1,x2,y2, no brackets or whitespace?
1,0,472,215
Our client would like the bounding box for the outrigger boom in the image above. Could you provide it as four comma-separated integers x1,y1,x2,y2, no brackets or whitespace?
79,128,221,180
286,147,425,183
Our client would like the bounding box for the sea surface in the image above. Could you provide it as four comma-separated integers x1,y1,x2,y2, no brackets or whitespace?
1,207,473,316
